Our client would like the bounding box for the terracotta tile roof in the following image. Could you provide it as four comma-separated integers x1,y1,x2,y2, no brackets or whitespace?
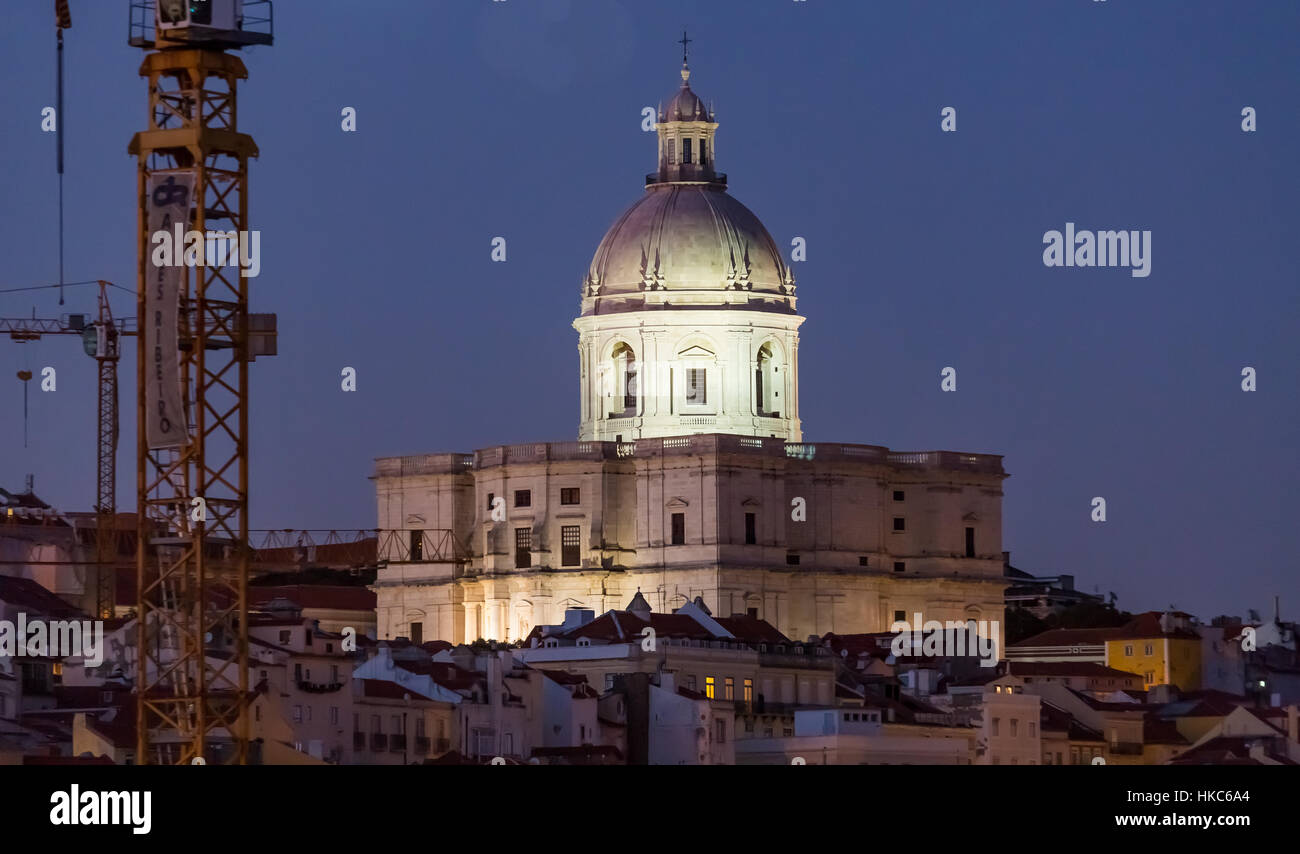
537,668,589,686
1008,627,1125,647
1169,735,1290,765
0,576,85,620
359,679,441,702
1006,662,1141,679
714,615,790,644
1143,716,1189,745
391,659,480,692
1112,611,1201,641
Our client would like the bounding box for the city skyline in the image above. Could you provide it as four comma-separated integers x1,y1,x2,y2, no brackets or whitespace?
2,0,1297,623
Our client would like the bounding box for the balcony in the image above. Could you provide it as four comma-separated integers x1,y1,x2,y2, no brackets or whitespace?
389,734,407,752
296,681,344,694
370,733,387,751
352,732,365,751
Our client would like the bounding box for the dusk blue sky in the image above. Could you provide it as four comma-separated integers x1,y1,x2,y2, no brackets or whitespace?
2,1,1296,621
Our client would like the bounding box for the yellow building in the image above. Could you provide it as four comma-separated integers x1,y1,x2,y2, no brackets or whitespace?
1105,611,1202,691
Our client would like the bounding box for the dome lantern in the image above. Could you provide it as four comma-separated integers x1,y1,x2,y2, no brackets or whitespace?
650,31,723,188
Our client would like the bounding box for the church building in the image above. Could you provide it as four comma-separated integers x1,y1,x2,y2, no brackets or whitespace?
371,55,1008,647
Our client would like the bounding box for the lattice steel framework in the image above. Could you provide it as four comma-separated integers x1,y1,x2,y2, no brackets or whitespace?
130,48,257,765
95,280,120,620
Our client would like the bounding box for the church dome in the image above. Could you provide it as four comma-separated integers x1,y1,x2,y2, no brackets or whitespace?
582,184,795,313
663,82,711,122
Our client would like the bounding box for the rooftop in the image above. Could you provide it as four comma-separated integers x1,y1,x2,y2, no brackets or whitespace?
375,435,1004,478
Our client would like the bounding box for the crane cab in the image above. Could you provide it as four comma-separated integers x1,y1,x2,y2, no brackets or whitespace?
130,0,273,48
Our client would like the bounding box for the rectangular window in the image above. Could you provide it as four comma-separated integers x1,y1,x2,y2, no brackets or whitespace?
514,489,531,508
1124,645,1133,656
416,718,426,738
991,717,999,736
1029,722,1036,737
410,622,423,646
279,630,290,644
893,561,905,573
486,492,495,511
744,512,756,545
686,675,697,691
859,556,869,566
685,368,706,404
786,553,800,565
683,137,693,164
515,527,532,568
705,676,715,699
671,513,685,545
330,665,340,684
715,718,726,744
1144,644,1153,656
724,677,734,701
1010,719,1018,737
409,529,423,561
330,706,339,725
561,525,581,567
560,487,580,505
965,526,975,558
743,678,753,704
393,715,403,734
893,517,905,531
372,715,382,734
893,490,905,502
894,610,906,623
292,705,303,723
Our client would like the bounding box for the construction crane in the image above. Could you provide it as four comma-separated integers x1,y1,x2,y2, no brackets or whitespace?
2,280,130,620
127,0,276,765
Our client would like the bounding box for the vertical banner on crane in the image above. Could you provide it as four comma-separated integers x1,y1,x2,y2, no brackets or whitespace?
145,170,194,449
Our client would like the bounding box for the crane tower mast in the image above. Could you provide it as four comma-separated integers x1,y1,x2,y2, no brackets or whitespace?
128,0,273,765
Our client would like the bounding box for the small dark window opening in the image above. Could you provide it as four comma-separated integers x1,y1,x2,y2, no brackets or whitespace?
486,492,495,511
515,528,532,568
562,525,581,567
670,513,685,545
514,489,531,508
893,561,905,573
893,490,905,502
682,137,693,164
561,487,581,505
409,530,423,561
859,556,869,567
744,512,756,545
965,527,975,558
894,610,906,623
747,607,759,619
786,553,800,566
893,517,905,532
410,622,423,646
